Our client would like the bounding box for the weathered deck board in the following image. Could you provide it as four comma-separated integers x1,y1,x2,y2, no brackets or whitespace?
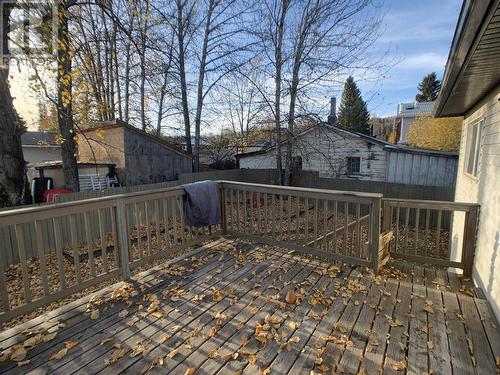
0,237,498,375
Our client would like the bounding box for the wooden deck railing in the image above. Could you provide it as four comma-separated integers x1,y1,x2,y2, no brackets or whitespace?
0,186,219,325
219,181,382,270
0,181,480,325
382,198,479,276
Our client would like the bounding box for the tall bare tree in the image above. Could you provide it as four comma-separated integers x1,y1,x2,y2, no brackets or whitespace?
0,1,29,207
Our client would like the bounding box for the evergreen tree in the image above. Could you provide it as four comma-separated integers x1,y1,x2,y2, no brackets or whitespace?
337,76,370,134
415,72,441,102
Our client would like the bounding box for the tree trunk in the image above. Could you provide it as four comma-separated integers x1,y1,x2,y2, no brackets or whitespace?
176,1,192,155
193,0,214,172
57,0,79,191
0,2,28,207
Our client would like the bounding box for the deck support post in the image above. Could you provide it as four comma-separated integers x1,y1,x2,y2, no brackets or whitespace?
461,205,479,277
116,198,131,280
370,198,382,274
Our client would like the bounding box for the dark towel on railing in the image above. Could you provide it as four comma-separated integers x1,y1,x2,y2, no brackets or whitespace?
181,180,221,227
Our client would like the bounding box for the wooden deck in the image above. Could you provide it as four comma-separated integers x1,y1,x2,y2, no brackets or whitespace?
0,238,498,375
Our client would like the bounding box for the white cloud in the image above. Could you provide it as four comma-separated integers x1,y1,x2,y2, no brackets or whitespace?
397,52,447,71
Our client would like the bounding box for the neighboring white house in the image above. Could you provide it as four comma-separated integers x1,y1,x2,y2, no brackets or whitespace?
395,101,435,143
434,0,500,320
237,123,458,187
21,131,61,163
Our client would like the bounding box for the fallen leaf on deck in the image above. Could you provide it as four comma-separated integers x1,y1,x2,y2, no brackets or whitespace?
147,355,164,371
64,341,78,350
167,347,180,358
50,347,68,361
118,309,128,318
286,290,297,304
427,341,434,350
105,348,125,365
17,359,30,366
43,332,58,342
160,335,172,344
213,290,223,301
11,347,27,362
388,359,407,371
100,338,113,346
185,368,196,375
90,309,100,320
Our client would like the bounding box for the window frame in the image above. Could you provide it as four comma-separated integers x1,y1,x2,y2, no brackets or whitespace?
464,118,483,179
346,156,361,174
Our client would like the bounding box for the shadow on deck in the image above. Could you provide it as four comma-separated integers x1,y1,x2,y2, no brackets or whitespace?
0,237,498,375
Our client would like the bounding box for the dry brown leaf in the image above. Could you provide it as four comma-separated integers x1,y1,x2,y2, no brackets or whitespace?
90,309,100,320
147,355,164,371
209,326,218,337
389,359,407,371
50,347,68,361
209,348,219,358
17,359,30,367
213,290,223,301
11,347,27,362
286,290,297,304
43,332,58,342
100,338,113,346
184,368,196,375
427,341,434,351
65,341,78,350
105,348,125,365
160,335,172,344
118,309,128,318
167,347,180,359
288,321,300,330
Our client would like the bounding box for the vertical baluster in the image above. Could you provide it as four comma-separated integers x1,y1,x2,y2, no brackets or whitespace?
14,224,31,303
404,206,410,252
414,208,420,256
295,196,300,241
34,220,50,296
304,197,309,243
84,211,97,277
172,196,179,245
177,195,186,244
323,200,328,251
425,209,431,256
155,200,161,253
229,189,235,231
332,201,338,253
243,191,248,232
356,203,361,258
0,230,9,311
236,189,241,233
162,198,169,249
287,195,292,240
313,198,319,247
279,194,284,241
110,208,119,268
98,209,109,273
53,218,66,289
69,215,82,284
144,201,152,255
395,206,400,253
343,202,349,256
135,202,143,259
264,192,268,236
257,192,262,234
436,210,442,258
271,193,276,237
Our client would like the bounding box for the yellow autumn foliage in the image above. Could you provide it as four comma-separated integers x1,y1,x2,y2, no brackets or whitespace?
407,116,462,152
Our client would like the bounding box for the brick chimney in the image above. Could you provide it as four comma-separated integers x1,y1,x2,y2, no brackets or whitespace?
327,97,337,125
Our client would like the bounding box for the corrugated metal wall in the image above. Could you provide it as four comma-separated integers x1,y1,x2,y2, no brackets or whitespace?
386,151,458,187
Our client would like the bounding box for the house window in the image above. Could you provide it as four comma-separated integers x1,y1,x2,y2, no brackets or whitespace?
465,119,483,177
292,156,302,171
346,157,360,174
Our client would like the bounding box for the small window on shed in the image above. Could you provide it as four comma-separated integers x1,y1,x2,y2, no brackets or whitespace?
346,157,360,174
465,119,483,177
292,156,302,171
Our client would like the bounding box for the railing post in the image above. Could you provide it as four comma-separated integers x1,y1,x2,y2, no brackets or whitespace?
461,205,479,277
369,198,382,274
382,200,391,253
219,183,227,234
116,198,131,280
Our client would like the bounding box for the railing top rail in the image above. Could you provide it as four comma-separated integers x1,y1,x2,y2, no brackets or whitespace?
219,180,383,201
383,197,479,212
0,185,186,222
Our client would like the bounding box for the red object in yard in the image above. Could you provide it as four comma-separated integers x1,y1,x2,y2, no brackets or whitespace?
43,188,73,203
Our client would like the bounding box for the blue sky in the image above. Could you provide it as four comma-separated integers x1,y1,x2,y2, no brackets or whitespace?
358,0,462,117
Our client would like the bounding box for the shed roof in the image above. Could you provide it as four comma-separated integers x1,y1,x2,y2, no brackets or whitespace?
81,120,194,160
434,0,500,117
21,131,59,147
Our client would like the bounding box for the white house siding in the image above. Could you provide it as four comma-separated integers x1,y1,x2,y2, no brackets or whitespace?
239,126,387,181
451,85,500,320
